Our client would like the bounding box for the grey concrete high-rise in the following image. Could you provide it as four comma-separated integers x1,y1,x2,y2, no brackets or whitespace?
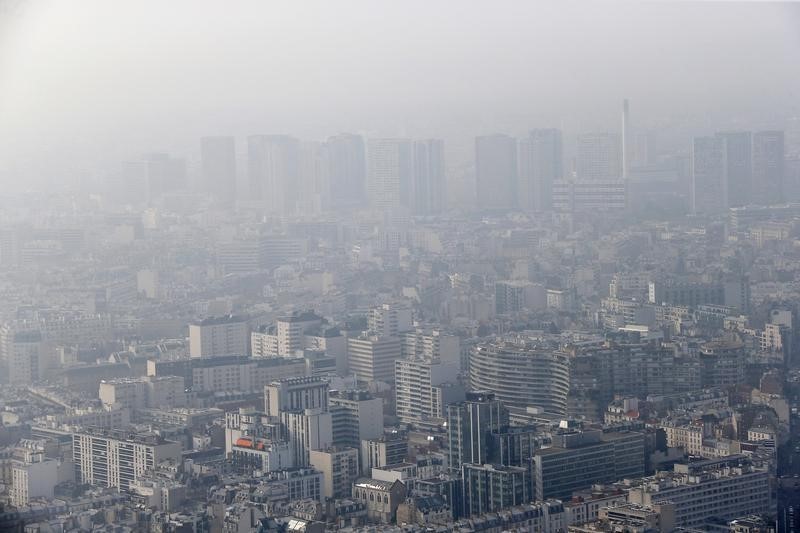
412,139,446,215
201,136,236,207
475,134,517,210
691,136,728,214
367,138,413,211
518,129,563,211
752,130,785,206
446,391,509,471
247,134,300,215
577,132,621,180
327,133,366,207
716,131,752,208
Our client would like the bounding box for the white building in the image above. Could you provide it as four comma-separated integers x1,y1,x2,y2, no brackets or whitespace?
99,376,186,410
10,455,59,507
395,358,463,425
189,315,249,358
347,335,402,384
368,303,413,338
72,430,181,490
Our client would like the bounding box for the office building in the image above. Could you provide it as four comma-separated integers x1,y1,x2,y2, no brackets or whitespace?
691,136,728,214
412,139,446,215
327,133,366,207
200,136,236,207
347,335,402,384
281,408,333,467
72,430,181,490
461,463,530,517
329,389,384,448
752,130,785,206
717,131,752,208
552,179,627,212
188,315,249,358
518,128,563,211
447,391,509,471
627,457,771,529
248,134,300,214
309,447,360,499
533,425,646,501
264,376,329,417
469,341,570,419
361,434,408,475
577,133,621,180
367,138,414,211
622,99,631,179
475,134,517,210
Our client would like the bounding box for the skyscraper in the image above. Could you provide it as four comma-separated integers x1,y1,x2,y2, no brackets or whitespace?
716,131,752,207
367,138,414,211
446,391,509,471
475,134,517,210
691,136,728,214
201,136,237,207
577,133,622,180
518,129,563,211
297,141,331,214
622,99,631,179
327,133,366,208
752,130,785,206
248,134,301,215
412,139,446,215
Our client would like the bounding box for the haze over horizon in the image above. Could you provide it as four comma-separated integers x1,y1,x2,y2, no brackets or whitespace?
1,0,799,189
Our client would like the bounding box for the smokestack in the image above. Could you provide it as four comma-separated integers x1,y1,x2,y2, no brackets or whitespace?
622,98,630,179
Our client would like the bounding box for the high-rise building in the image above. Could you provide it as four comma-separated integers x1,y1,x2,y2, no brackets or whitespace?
716,131,752,208
367,138,414,211
475,134,517,210
10,454,59,508
469,341,570,420
329,390,384,448
412,139,446,215
368,302,413,337
347,335,402,384
4,329,42,385
576,133,621,180
622,99,631,179
309,447,360,499
264,376,329,417
461,463,530,518
518,129,563,211
446,391,509,471
72,430,181,490
394,358,464,425
297,141,331,214
247,134,300,214
327,133,366,208
752,130,785,206
361,433,408,475
691,136,728,214
188,315,250,358
533,425,645,500
200,136,236,207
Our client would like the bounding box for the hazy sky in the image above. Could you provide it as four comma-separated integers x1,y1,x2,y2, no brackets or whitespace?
1,1,799,188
